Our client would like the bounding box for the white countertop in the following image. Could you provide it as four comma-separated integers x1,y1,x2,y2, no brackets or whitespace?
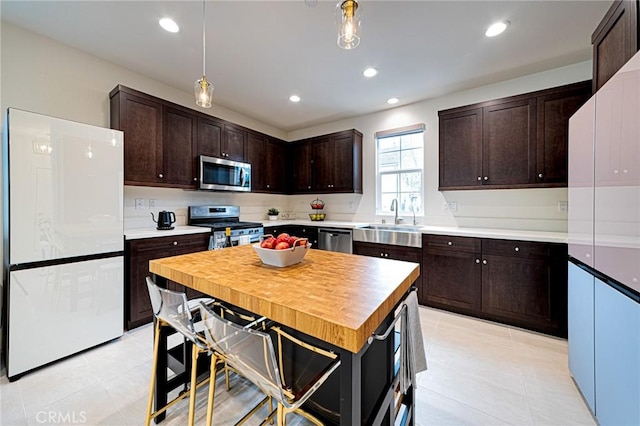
416,225,566,244
125,221,567,244
124,226,211,240
262,220,370,229
262,220,567,243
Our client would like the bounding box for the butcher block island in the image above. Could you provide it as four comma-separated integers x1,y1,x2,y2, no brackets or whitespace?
149,244,421,425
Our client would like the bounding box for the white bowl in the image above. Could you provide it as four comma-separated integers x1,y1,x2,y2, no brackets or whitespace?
252,242,311,267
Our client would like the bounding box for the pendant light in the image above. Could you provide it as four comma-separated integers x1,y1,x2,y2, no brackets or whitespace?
336,0,361,50
194,0,213,108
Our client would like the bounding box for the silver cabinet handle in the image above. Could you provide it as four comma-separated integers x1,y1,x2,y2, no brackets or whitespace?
614,169,619,174
447,241,452,246
380,253,384,257
193,177,197,181
483,176,488,181
482,259,487,265
307,185,311,189
158,173,164,178
173,241,178,246
475,259,480,264
514,247,519,252
538,173,543,178
477,176,482,181
385,253,389,257
585,253,591,258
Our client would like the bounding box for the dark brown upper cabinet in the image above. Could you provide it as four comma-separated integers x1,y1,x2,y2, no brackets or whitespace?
197,116,246,162
247,132,288,193
291,142,313,193
111,85,362,194
536,84,592,184
439,108,483,188
482,98,536,186
292,129,363,194
438,80,591,190
110,85,163,186
163,105,198,188
223,124,247,162
196,115,224,160
592,0,639,92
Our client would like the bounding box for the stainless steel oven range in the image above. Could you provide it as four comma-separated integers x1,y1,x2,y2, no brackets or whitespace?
188,205,264,250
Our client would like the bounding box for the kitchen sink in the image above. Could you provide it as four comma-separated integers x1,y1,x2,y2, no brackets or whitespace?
353,224,422,248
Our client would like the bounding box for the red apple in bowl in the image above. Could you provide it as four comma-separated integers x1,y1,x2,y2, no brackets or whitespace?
275,241,291,250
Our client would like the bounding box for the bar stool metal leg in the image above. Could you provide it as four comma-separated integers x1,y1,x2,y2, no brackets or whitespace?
145,320,162,426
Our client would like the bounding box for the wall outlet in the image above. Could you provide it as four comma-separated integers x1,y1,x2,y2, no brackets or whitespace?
149,199,157,208
443,201,458,212
135,198,146,210
558,200,568,213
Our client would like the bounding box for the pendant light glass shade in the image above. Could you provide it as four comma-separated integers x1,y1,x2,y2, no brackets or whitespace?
194,0,213,108
195,76,213,108
336,0,361,50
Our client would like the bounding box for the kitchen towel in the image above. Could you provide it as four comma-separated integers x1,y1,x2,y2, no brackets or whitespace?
400,290,428,393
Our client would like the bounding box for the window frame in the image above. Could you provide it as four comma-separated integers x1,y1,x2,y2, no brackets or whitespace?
375,124,425,216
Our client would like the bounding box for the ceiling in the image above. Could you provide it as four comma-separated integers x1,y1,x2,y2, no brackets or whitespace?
1,1,611,132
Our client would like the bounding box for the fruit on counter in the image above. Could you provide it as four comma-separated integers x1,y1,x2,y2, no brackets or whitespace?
260,233,308,249
260,236,277,249
275,241,291,250
276,233,290,243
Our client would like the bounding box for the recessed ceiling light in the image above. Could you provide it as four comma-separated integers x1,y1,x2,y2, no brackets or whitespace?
289,95,301,103
159,18,179,33
387,97,399,105
485,21,509,37
363,67,378,78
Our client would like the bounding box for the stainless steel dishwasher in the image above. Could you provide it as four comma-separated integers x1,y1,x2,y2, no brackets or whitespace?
318,228,353,254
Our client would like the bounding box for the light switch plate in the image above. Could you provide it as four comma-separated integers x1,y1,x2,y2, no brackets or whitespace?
443,201,458,212
135,198,146,210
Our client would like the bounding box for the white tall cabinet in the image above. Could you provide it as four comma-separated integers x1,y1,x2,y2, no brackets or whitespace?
568,51,640,426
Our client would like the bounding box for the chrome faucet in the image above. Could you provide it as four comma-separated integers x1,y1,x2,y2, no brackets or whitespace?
390,199,402,224
410,194,418,226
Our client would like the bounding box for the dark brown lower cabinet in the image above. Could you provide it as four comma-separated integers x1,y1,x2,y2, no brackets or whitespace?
352,241,424,304
125,233,209,329
423,248,482,314
423,234,568,337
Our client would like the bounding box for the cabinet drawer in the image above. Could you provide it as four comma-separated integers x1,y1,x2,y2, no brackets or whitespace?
424,234,480,252
482,239,551,258
129,233,209,253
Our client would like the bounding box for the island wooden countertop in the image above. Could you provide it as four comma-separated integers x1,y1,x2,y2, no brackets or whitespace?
149,245,420,353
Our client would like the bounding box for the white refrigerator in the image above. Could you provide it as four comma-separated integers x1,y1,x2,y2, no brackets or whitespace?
3,108,124,380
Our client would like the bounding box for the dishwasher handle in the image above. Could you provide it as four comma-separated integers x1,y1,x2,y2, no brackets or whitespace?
319,229,351,236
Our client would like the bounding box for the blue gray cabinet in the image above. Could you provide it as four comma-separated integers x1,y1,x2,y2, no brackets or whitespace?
594,278,640,426
567,263,595,412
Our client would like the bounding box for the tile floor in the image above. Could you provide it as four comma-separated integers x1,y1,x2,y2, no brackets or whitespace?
0,306,596,425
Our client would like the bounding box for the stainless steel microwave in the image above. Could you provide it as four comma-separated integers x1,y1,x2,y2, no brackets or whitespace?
199,155,251,192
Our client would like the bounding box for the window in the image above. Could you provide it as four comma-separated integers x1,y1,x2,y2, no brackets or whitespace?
376,124,424,217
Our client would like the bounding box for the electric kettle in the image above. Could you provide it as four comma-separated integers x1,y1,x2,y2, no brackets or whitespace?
151,211,176,230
